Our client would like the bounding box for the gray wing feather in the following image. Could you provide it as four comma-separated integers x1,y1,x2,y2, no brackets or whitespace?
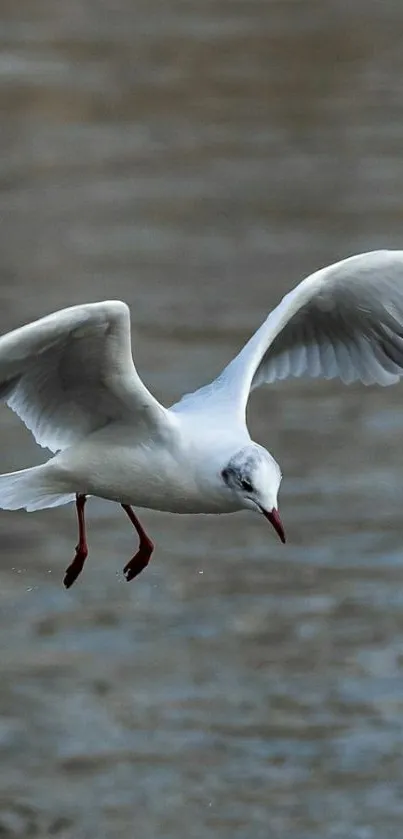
0,301,167,452
202,250,403,422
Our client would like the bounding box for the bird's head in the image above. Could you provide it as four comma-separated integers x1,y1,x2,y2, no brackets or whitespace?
221,444,285,543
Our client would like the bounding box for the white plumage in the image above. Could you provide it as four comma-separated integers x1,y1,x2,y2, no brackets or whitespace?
0,249,402,586
0,300,167,453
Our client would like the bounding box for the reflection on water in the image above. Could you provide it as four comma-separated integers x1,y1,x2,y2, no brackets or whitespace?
1,0,403,836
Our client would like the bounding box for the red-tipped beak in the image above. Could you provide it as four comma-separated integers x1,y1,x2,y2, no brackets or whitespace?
261,507,286,543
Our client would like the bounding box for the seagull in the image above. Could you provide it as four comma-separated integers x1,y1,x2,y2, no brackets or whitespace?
0,249,402,588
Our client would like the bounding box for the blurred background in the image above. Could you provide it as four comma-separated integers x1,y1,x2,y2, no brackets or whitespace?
1,1,403,837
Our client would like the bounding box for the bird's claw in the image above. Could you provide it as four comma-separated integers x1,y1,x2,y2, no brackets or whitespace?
63,545,88,589
123,545,153,582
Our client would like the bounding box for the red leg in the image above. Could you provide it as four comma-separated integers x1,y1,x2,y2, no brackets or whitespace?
63,494,88,589
121,504,154,582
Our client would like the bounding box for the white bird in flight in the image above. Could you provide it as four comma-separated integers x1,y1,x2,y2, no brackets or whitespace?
0,249,402,588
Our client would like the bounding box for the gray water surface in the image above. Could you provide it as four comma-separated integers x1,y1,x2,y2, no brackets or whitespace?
1,1,403,837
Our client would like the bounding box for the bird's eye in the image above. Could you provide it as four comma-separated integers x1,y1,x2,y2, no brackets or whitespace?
241,478,253,493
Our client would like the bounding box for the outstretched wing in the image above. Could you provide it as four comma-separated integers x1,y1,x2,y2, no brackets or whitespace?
0,300,168,452
175,250,403,423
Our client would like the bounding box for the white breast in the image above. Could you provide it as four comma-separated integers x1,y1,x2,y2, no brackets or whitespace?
52,421,241,515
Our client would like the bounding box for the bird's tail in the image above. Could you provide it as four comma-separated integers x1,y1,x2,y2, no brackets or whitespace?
0,464,74,511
